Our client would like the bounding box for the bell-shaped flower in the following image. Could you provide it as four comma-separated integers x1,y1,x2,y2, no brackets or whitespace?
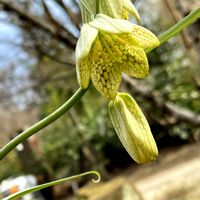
76,14,159,99
109,92,158,164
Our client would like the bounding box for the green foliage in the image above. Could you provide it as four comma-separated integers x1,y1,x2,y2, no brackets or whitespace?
34,61,127,173
0,153,21,180
39,83,118,174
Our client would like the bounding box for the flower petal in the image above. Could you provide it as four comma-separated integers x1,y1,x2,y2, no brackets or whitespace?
91,61,122,99
76,24,98,88
132,25,160,49
109,93,158,164
76,57,91,88
76,23,98,61
89,14,133,34
121,0,140,21
121,46,149,78
98,0,139,20
99,0,123,19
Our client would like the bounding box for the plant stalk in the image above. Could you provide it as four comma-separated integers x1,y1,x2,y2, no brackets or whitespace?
0,88,87,160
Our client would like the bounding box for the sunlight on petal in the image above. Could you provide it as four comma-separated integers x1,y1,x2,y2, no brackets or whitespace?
132,25,160,49
76,57,91,88
91,62,122,99
89,14,133,34
121,46,149,78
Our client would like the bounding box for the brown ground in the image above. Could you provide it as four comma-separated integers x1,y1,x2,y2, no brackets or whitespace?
75,142,200,200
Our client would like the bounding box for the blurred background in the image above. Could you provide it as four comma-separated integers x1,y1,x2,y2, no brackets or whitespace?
0,0,199,199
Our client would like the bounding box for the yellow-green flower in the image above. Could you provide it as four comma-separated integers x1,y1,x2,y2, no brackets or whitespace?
76,14,159,99
98,0,140,21
80,0,140,22
109,92,158,164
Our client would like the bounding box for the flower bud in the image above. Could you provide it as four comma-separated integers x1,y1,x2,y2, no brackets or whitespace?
108,93,158,164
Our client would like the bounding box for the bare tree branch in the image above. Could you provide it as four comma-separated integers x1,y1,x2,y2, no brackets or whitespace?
72,0,80,9
0,69,76,104
37,48,75,66
0,0,77,48
163,0,193,49
42,0,78,37
57,0,81,30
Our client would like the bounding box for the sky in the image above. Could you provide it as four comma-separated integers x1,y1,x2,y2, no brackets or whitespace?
0,22,32,70
0,0,78,109
0,10,36,109
0,0,78,69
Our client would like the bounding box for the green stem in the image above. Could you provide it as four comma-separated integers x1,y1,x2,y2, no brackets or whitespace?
146,7,200,53
158,8,200,45
0,88,87,160
0,8,200,161
96,0,100,14
3,171,100,200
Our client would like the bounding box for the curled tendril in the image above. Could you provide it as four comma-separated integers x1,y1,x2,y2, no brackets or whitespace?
91,171,101,183
3,171,101,200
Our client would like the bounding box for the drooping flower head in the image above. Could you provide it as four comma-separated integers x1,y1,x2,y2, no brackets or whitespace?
76,14,159,99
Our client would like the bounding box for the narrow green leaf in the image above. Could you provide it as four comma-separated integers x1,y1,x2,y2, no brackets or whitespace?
158,7,200,45
3,171,100,200
145,8,200,53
